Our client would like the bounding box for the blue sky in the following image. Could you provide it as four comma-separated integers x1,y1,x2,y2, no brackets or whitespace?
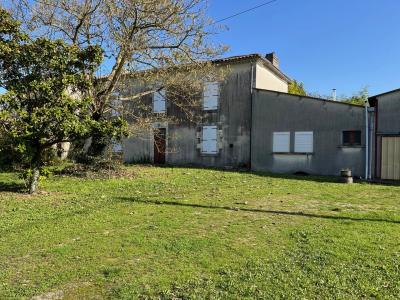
207,0,400,97
1,0,398,97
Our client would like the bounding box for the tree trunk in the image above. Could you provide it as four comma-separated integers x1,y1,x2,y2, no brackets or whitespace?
29,167,40,194
29,148,42,194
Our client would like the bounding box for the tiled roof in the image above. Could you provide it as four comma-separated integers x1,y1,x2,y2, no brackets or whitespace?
97,53,291,83
211,53,291,83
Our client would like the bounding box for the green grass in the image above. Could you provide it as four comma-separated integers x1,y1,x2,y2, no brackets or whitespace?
0,166,399,299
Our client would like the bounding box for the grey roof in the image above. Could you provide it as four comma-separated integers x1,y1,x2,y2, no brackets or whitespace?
369,88,400,100
98,53,291,83
211,53,291,83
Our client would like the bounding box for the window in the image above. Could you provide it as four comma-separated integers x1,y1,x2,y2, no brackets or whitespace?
343,130,361,146
295,131,313,153
273,132,290,153
153,89,166,113
201,126,218,154
203,82,219,110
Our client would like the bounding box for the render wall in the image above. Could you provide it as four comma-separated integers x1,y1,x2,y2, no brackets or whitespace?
255,61,288,93
251,89,366,176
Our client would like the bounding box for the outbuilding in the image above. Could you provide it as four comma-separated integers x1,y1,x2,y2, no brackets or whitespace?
369,89,400,180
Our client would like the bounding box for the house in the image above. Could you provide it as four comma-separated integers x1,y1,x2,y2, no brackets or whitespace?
369,89,400,180
121,52,367,177
123,53,290,168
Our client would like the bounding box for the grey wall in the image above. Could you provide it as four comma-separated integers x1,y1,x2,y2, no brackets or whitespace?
121,59,291,168
251,89,366,176
376,90,400,134
167,62,254,167
372,90,400,178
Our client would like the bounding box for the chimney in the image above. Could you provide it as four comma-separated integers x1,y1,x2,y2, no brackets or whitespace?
265,52,280,69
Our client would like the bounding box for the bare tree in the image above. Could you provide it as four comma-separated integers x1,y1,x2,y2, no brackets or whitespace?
6,0,227,154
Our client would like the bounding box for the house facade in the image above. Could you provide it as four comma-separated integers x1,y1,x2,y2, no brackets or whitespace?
121,53,367,177
123,53,290,168
369,89,400,180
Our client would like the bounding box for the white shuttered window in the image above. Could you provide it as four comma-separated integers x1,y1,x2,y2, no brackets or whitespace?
273,132,290,153
153,89,166,113
203,82,219,110
202,126,218,154
295,131,313,153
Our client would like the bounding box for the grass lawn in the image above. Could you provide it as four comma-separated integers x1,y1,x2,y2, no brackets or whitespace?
0,166,399,299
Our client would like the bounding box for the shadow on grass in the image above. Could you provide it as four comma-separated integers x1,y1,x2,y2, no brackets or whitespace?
118,197,400,224
130,164,400,186
0,181,26,193
135,164,345,184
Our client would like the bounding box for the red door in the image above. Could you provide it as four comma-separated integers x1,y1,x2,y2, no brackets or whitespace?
154,128,166,164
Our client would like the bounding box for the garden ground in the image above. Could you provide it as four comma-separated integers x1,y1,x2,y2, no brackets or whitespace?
0,166,399,299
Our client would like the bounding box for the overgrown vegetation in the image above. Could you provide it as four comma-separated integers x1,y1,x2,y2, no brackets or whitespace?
288,79,307,96
0,166,399,298
0,8,127,193
7,0,227,156
288,79,368,106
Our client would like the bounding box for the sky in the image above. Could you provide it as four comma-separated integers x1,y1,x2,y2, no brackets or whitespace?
206,0,400,97
1,0,399,97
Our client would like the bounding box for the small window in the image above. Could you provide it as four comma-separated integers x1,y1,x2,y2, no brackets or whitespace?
201,125,218,154
153,89,166,113
295,131,313,153
203,82,219,110
273,132,290,153
343,130,361,146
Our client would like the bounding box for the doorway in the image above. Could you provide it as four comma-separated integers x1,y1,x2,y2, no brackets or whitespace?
381,136,400,180
154,128,166,164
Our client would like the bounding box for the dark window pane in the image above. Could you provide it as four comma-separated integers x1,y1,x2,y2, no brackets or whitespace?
343,131,361,146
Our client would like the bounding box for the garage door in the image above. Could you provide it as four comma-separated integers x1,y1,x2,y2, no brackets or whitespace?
381,136,400,180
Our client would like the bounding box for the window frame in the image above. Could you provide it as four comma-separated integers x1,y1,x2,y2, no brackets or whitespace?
342,130,362,146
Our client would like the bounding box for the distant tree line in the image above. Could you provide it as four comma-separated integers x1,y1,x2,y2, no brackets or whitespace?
288,80,368,106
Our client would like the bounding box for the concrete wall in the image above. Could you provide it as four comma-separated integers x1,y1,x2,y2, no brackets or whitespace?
251,89,366,176
255,61,288,93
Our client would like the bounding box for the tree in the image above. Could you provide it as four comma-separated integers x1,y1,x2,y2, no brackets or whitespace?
0,8,121,193
288,80,307,96
341,87,368,106
8,0,227,155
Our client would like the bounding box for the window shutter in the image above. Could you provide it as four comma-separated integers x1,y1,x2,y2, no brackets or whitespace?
201,126,218,154
203,82,219,110
295,132,313,153
273,132,290,152
153,89,166,113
